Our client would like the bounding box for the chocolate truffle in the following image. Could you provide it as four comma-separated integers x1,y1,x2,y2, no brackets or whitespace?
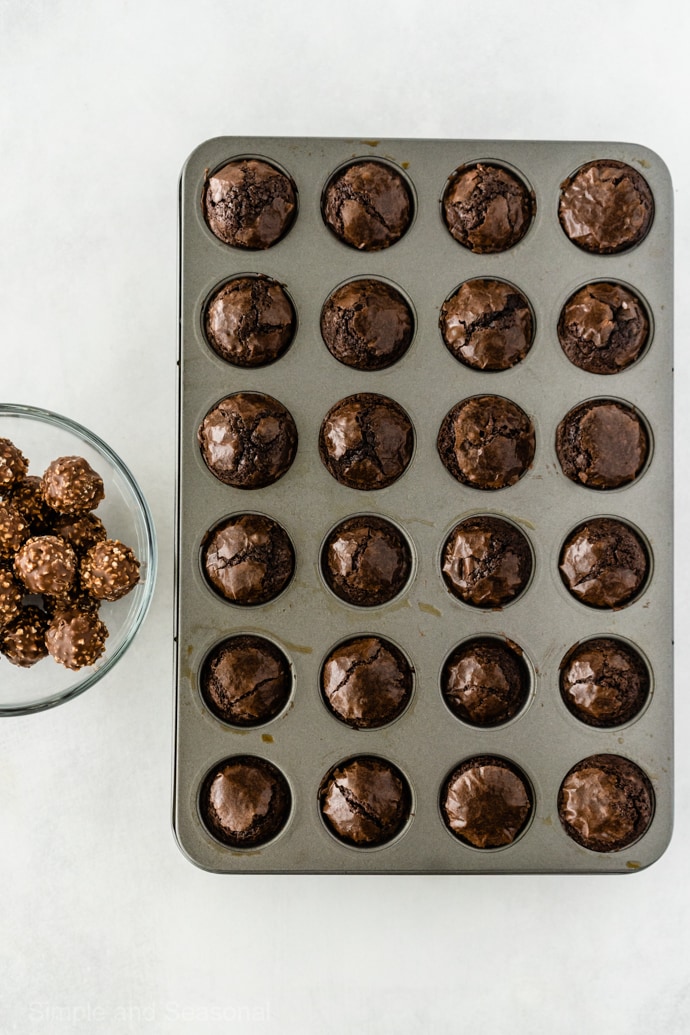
0,438,28,494
558,282,650,374
200,635,292,727
320,279,414,371
319,394,414,490
320,636,413,729
442,639,530,727
200,755,291,848
440,279,534,371
322,160,413,251
321,515,411,607
441,756,533,849
198,392,298,489
203,158,297,249
53,513,107,555
558,754,653,852
441,515,532,608
0,605,48,667
204,276,296,367
560,637,650,728
81,539,140,602
10,476,53,532
442,163,533,253
559,517,649,609
14,535,76,595
41,456,104,515
202,513,294,606
0,566,22,627
0,500,29,559
559,160,654,254
319,755,411,847
556,400,649,490
437,395,535,490
45,609,108,670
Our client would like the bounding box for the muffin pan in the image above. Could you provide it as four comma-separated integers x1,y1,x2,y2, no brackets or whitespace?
175,137,673,873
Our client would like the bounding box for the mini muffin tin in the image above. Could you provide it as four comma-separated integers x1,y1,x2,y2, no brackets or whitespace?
175,137,673,873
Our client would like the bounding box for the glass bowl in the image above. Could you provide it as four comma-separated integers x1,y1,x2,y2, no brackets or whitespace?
0,403,157,715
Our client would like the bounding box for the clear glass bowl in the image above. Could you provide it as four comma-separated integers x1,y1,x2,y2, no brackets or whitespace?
0,403,157,715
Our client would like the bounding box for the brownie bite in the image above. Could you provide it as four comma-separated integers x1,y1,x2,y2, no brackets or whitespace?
204,275,296,367
321,515,411,607
321,636,413,730
319,755,411,847
198,392,298,489
560,637,650,728
200,635,292,727
441,756,533,849
442,163,534,253
559,517,649,609
322,160,413,251
558,754,654,852
14,535,76,595
0,605,49,667
45,609,109,670
203,158,297,249
0,438,28,494
440,279,534,371
41,456,104,515
558,282,650,374
200,756,291,848
437,395,535,490
442,638,530,728
556,399,649,491
320,279,414,371
202,513,294,606
559,160,653,255
319,393,414,491
441,515,532,608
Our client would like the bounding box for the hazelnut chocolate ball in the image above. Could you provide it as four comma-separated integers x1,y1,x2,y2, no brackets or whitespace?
441,638,530,727
558,754,654,852
204,275,296,368
321,515,411,607
10,476,53,532
0,500,29,559
320,279,414,371
14,535,76,595
560,637,650,728
203,158,297,249
437,395,535,490
45,609,109,670
322,160,413,251
319,393,414,491
320,636,413,729
442,163,534,253
81,539,140,602
200,756,292,848
198,392,298,489
200,635,292,727
0,566,22,627
558,282,650,374
319,755,411,847
441,756,533,848
41,456,104,515
440,279,534,371
202,513,294,606
559,517,649,609
441,515,532,608
558,160,654,255
0,438,28,494
0,605,49,667
53,513,107,555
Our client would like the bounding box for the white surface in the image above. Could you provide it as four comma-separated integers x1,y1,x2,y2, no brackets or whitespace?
0,1,687,1032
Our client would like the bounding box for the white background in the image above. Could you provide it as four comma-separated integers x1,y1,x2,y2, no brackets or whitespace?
0,1,688,1032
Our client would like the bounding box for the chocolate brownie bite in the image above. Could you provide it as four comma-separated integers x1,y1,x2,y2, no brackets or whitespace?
41,456,104,515
437,395,535,490
200,756,291,848
558,754,654,852
14,535,76,595
440,279,534,371
556,399,649,490
442,163,534,253
0,500,29,560
559,160,654,254
321,515,411,607
53,513,107,555
204,275,296,368
0,605,49,667
0,566,22,628
319,393,414,491
559,517,649,609
45,608,108,670
320,636,413,730
441,756,533,849
558,282,650,374
202,513,294,606
319,755,411,848
198,392,298,490
200,635,292,727
441,515,532,608
560,637,650,728
0,438,28,495
320,279,414,371
81,539,140,602
442,638,530,728
203,158,297,249
10,476,53,532
322,160,413,251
